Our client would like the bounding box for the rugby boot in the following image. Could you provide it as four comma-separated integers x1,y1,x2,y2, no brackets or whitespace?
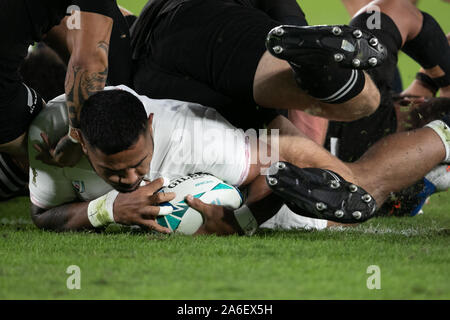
266,25,387,69
266,161,377,223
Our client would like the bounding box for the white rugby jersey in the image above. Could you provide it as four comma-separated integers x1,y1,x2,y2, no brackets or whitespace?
27,85,327,231
28,85,250,209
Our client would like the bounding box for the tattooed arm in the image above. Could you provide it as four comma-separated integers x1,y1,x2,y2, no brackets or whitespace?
30,178,175,232
65,11,112,130
31,202,93,232
43,12,113,166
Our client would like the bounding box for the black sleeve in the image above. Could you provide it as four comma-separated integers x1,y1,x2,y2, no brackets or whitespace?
124,15,138,29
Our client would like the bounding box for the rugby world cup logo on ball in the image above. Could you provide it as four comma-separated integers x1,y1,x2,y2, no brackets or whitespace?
157,173,243,235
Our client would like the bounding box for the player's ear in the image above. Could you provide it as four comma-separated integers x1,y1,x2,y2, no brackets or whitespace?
148,113,154,125
147,113,154,134
77,131,88,154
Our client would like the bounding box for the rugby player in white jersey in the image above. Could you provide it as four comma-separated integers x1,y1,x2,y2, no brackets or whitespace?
28,86,450,235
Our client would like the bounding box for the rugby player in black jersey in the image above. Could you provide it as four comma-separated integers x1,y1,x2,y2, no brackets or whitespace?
0,0,132,169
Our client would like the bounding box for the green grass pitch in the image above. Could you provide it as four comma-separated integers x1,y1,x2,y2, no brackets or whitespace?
0,0,449,300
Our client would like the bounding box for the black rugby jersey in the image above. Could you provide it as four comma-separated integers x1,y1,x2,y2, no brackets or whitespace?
0,153,28,201
22,0,118,41
130,0,306,59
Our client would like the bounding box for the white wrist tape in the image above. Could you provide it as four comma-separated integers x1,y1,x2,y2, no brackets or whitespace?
234,205,258,236
426,120,450,162
87,190,119,227
68,125,80,143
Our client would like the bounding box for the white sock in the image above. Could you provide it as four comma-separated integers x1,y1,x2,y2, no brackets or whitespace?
425,164,450,192
425,120,450,163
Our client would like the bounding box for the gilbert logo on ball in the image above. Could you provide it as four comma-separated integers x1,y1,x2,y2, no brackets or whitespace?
157,173,243,235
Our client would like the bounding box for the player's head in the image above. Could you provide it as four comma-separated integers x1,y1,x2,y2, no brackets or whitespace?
79,90,154,193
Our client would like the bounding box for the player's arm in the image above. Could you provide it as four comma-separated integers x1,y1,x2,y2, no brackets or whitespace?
45,11,113,167
44,2,136,66
402,67,441,98
31,202,92,232
403,34,450,98
65,11,112,133
43,17,71,64
187,125,288,235
30,178,175,233
64,0,137,127
186,172,284,236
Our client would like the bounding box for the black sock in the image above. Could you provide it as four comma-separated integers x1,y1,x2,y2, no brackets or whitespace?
443,113,450,128
350,12,403,104
402,11,450,88
291,63,366,104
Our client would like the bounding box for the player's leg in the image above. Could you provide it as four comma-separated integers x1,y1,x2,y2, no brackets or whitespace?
342,0,414,100
253,52,380,121
351,1,450,215
360,0,450,97
133,0,380,122
383,97,450,216
0,82,45,162
0,43,45,161
349,125,447,203
264,115,449,222
255,0,331,143
0,1,42,160
242,115,361,223
324,1,440,216
236,115,350,229
288,110,329,145
323,2,406,161
0,41,68,163
355,0,422,45
263,0,389,120
265,116,359,183
378,163,450,217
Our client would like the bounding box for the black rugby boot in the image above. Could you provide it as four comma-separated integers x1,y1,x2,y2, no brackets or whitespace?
266,161,378,223
266,25,387,69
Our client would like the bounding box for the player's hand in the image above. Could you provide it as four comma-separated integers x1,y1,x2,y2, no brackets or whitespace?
33,132,83,168
397,96,426,106
113,177,176,234
185,195,238,235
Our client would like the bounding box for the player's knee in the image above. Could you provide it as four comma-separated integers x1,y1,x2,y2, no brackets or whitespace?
354,75,381,118
333,90,380,122
362,90,380,117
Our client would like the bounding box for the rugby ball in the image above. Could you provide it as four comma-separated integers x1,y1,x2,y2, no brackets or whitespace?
156,173,243,235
